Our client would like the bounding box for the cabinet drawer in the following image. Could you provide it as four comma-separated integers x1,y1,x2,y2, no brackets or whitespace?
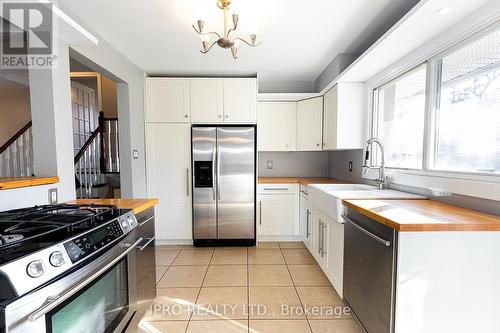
258,184,297,195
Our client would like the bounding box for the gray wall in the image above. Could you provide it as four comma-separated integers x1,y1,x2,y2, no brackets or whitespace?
328,150,364,183
258,152,329,177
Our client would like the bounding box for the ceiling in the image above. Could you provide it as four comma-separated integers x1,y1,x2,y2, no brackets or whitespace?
59,0,418,86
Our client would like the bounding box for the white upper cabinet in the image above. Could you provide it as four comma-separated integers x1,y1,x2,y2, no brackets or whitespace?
145,78,191,122
191,78,224,123
257,102,297,151
223,78,257,123
323,83,365,150
297,97,324,151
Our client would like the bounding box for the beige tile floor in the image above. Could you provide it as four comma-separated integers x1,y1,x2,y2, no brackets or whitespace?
132,242,363,333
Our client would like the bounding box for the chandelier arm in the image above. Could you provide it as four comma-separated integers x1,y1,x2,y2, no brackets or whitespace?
200,40,218,54
192,25,222,39
234,38,262,47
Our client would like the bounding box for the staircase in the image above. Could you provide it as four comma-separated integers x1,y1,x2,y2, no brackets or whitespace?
0,122,33,178
74,112,120,199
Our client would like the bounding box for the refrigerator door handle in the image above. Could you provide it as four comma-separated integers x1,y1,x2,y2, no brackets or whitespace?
212,148,217,200
216,146,221,201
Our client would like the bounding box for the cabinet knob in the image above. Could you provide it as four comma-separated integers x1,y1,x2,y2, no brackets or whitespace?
316,143,320,147
218,115,222,118
225,114,229,118
184,115,189,118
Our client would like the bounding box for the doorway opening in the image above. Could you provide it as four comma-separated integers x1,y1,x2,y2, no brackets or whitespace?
70,58,121,199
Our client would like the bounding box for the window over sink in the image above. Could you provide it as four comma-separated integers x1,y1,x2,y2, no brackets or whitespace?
373,64,427,169
372,24,500,178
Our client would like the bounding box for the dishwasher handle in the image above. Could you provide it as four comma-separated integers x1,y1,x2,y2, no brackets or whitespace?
342,215,391,247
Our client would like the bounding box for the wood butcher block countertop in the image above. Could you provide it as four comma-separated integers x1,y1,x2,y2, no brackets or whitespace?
68,199,159,215
343,199,500,232
258,177,349,185
0,176,59,190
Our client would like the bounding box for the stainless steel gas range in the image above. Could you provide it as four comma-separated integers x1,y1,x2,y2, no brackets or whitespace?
0,204,146,333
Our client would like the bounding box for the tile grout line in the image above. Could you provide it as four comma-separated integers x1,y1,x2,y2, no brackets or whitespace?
155,246,184,286
281,243,315,333
184,247,214,333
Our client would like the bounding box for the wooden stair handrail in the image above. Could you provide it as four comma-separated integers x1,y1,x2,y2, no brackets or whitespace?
74,126,102,165
0,121,32,155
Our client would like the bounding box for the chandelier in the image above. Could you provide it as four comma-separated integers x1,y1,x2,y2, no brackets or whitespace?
192,0,261,59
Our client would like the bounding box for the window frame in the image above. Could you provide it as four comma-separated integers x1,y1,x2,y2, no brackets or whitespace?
371,23,500,182
372,62,429,171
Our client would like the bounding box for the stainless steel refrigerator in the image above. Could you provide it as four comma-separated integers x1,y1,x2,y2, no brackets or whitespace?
192,126,256,246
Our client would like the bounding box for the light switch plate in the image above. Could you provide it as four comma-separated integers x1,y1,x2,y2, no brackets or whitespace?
132,149,139,159
266,160,273,169
48,188,58,204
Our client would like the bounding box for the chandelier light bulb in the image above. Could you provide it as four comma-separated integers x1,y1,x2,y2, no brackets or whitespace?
202,40,210,52
250,34,257,46
232,14,239,29
197,20,205,33
231,47,238,59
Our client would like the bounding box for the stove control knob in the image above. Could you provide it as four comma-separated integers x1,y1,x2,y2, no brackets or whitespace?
120,218,129,229
27,260,45,278
49,251,65,267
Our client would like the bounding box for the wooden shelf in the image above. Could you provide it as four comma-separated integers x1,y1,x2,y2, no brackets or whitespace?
0,176,59,190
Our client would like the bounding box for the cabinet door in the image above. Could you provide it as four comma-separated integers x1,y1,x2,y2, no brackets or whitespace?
146,123,192,240
223,78,257,123
145,78,191,122
297,97,323,151
322,85,338,150
257,102,297,151
257,195,295,237
191,78,223,123
326,219,344,298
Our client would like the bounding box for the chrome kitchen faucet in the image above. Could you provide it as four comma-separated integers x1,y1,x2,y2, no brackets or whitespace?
363,138,386,189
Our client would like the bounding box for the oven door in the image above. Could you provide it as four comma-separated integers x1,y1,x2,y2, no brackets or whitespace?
3,233,141,333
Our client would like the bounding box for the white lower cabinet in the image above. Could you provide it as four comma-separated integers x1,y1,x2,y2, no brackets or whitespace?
145,123,192,241
257,184,299,240
326,219,344,297
300,194,344,297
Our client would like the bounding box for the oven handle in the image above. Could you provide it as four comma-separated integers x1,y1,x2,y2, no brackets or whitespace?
137,236,156,251
28,237,144,322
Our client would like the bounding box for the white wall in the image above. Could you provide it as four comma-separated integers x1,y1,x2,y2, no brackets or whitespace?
0,39,76,210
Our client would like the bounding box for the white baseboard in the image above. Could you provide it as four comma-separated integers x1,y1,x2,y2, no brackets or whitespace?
257,235,303,242
156,239,193,246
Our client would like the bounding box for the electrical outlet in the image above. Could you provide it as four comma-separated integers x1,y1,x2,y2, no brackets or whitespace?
348,161,353,172
48,188,58,204
266,160,273,169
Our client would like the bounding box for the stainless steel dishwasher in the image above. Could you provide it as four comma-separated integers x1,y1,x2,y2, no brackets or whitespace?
343,208,397,333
